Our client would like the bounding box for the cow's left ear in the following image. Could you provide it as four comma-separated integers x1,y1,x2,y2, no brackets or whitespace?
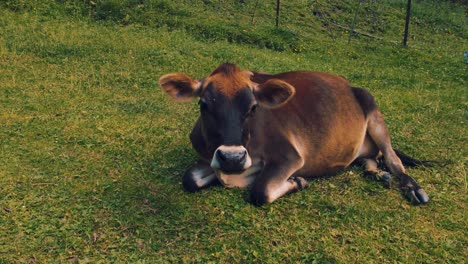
253,79,295,108
159,73,201,102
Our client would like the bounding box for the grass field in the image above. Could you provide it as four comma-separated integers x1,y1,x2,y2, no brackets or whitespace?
0,0,466,262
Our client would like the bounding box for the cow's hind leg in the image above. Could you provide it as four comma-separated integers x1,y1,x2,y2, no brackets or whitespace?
367,110,429,204
250,156,307,206
183,160,218,192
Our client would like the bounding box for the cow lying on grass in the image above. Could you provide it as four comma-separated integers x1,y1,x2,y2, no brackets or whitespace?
159,63,430,206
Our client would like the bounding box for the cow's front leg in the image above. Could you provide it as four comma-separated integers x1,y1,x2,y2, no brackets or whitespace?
183,160,218,192
250,158,307,206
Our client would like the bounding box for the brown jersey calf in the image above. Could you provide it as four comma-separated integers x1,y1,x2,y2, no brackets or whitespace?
159,63,429,206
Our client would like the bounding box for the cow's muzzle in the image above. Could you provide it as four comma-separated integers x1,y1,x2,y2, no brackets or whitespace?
211,145,252,174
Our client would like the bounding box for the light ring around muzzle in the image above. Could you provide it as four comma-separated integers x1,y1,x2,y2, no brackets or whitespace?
210,145,252,172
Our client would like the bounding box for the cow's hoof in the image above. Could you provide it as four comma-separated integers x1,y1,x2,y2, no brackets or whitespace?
399,173,429,205
250,190,268,207
404,187,429,205
381,172,392,189
291,177,308,191
182,170,201,193
364,171,393,188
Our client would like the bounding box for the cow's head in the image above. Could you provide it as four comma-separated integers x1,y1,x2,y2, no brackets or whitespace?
159,63,295,174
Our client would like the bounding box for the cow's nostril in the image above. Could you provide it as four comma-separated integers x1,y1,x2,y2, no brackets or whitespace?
217,150,227,161
240,150,247,161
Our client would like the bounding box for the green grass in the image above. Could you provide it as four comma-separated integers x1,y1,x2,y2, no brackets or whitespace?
0,0,466,262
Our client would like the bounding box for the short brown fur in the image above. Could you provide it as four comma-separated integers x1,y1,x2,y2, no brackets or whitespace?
160,64,430,206
203,63,254,98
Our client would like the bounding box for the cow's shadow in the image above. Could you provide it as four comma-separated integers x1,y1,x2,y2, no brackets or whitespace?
95,145,205,239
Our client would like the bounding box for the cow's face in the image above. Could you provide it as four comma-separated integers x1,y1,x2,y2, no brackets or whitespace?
198,73,256,174
160,63,295,174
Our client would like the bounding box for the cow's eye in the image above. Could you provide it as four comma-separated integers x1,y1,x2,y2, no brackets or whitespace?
198,100,208,111
250,104,258,114
246,104,257,118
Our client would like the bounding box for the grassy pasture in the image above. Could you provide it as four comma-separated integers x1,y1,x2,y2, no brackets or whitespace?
0,1,466,263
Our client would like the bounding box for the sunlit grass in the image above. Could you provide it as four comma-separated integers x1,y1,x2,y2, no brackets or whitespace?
0,2,466,262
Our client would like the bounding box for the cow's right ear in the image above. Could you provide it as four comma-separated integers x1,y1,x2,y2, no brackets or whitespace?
253,79,295,108
159,73,201,102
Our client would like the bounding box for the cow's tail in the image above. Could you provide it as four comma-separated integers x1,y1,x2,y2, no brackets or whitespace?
393,149,440,167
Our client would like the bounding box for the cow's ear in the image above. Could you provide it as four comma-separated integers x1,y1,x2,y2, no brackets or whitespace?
253,79,295,108
159,73,201,102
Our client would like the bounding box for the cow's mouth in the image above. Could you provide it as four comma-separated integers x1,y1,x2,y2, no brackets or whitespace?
217,167,246,175
214,162,262,189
